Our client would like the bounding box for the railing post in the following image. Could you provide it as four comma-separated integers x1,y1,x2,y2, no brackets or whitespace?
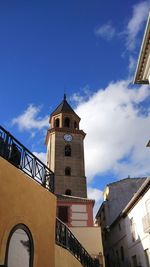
42,168,47,188
51,172,55,193
32,156,35,179
3,132,10,160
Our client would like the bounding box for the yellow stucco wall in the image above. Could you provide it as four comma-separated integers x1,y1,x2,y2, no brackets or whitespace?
0,157,56,267
70,227,103,255
55,245,83,267
70,226,105,266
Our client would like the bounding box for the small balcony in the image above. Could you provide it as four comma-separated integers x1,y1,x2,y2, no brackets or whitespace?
142,212,150,233
0,125,54,193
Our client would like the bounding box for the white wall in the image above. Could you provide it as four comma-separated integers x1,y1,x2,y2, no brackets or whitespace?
125,188,150,267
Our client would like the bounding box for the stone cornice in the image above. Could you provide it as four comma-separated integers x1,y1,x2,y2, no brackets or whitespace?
134,13,150,84
56,194,95,205
45,127,86,144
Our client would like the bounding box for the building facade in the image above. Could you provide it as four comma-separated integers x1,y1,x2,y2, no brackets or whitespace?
0,146,56,267
122,177,150,267
0,125,101,267
45,95,94,227
45,95,104,265
45,94,87,198
96,177,147,267
0,96,105,266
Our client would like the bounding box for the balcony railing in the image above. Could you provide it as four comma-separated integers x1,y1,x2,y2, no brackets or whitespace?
142,212,150,233
0,125,54,193
56,218,99,267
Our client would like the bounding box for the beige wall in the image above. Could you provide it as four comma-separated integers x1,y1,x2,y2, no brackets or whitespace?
0,157,56,267
70,226,104,264
55,245,83,267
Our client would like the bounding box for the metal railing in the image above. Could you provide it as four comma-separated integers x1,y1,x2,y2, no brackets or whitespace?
0,125,54,193
56,218,99,267
142,212,150,233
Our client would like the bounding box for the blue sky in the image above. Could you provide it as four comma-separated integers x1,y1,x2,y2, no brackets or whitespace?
1,0,150,213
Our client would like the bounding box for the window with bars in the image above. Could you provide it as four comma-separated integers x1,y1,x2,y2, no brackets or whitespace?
132,255,138,267
130,218,138,242
120,246,124,262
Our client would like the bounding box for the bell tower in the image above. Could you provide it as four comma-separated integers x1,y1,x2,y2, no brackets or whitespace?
45,94,87,198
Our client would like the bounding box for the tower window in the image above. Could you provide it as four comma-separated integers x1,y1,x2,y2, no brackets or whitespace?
65,145,71,156
65,189,72,196
74,121,78,129
120,246,124,262
58,206,68,223
65,167,71,176
64,117,70,128
55,118,60,127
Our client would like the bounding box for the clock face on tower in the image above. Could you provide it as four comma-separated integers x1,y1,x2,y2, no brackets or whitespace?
64,134,73,142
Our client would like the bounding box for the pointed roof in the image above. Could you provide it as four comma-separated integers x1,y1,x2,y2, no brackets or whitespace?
51,94,80,119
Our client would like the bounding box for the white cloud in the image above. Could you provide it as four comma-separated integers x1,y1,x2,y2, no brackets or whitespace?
126,1,150,51
12,104,49,131
88,187,103,202
75,80,150,181
94,23,116,40
33,152,46,164
128,55,137,73
87,187,103,217
70,85,92,105
71,93,86,105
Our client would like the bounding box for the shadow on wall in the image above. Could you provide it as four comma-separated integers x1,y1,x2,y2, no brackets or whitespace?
123,215,150,267
5,225,33,267
101,213,150,267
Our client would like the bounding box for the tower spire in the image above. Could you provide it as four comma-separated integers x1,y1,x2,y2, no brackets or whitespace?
64,93,66,101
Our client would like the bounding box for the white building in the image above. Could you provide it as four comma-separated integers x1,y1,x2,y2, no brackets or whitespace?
134,13,150,84
96,177,150,267
122,177,150,267
96,177,146,267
